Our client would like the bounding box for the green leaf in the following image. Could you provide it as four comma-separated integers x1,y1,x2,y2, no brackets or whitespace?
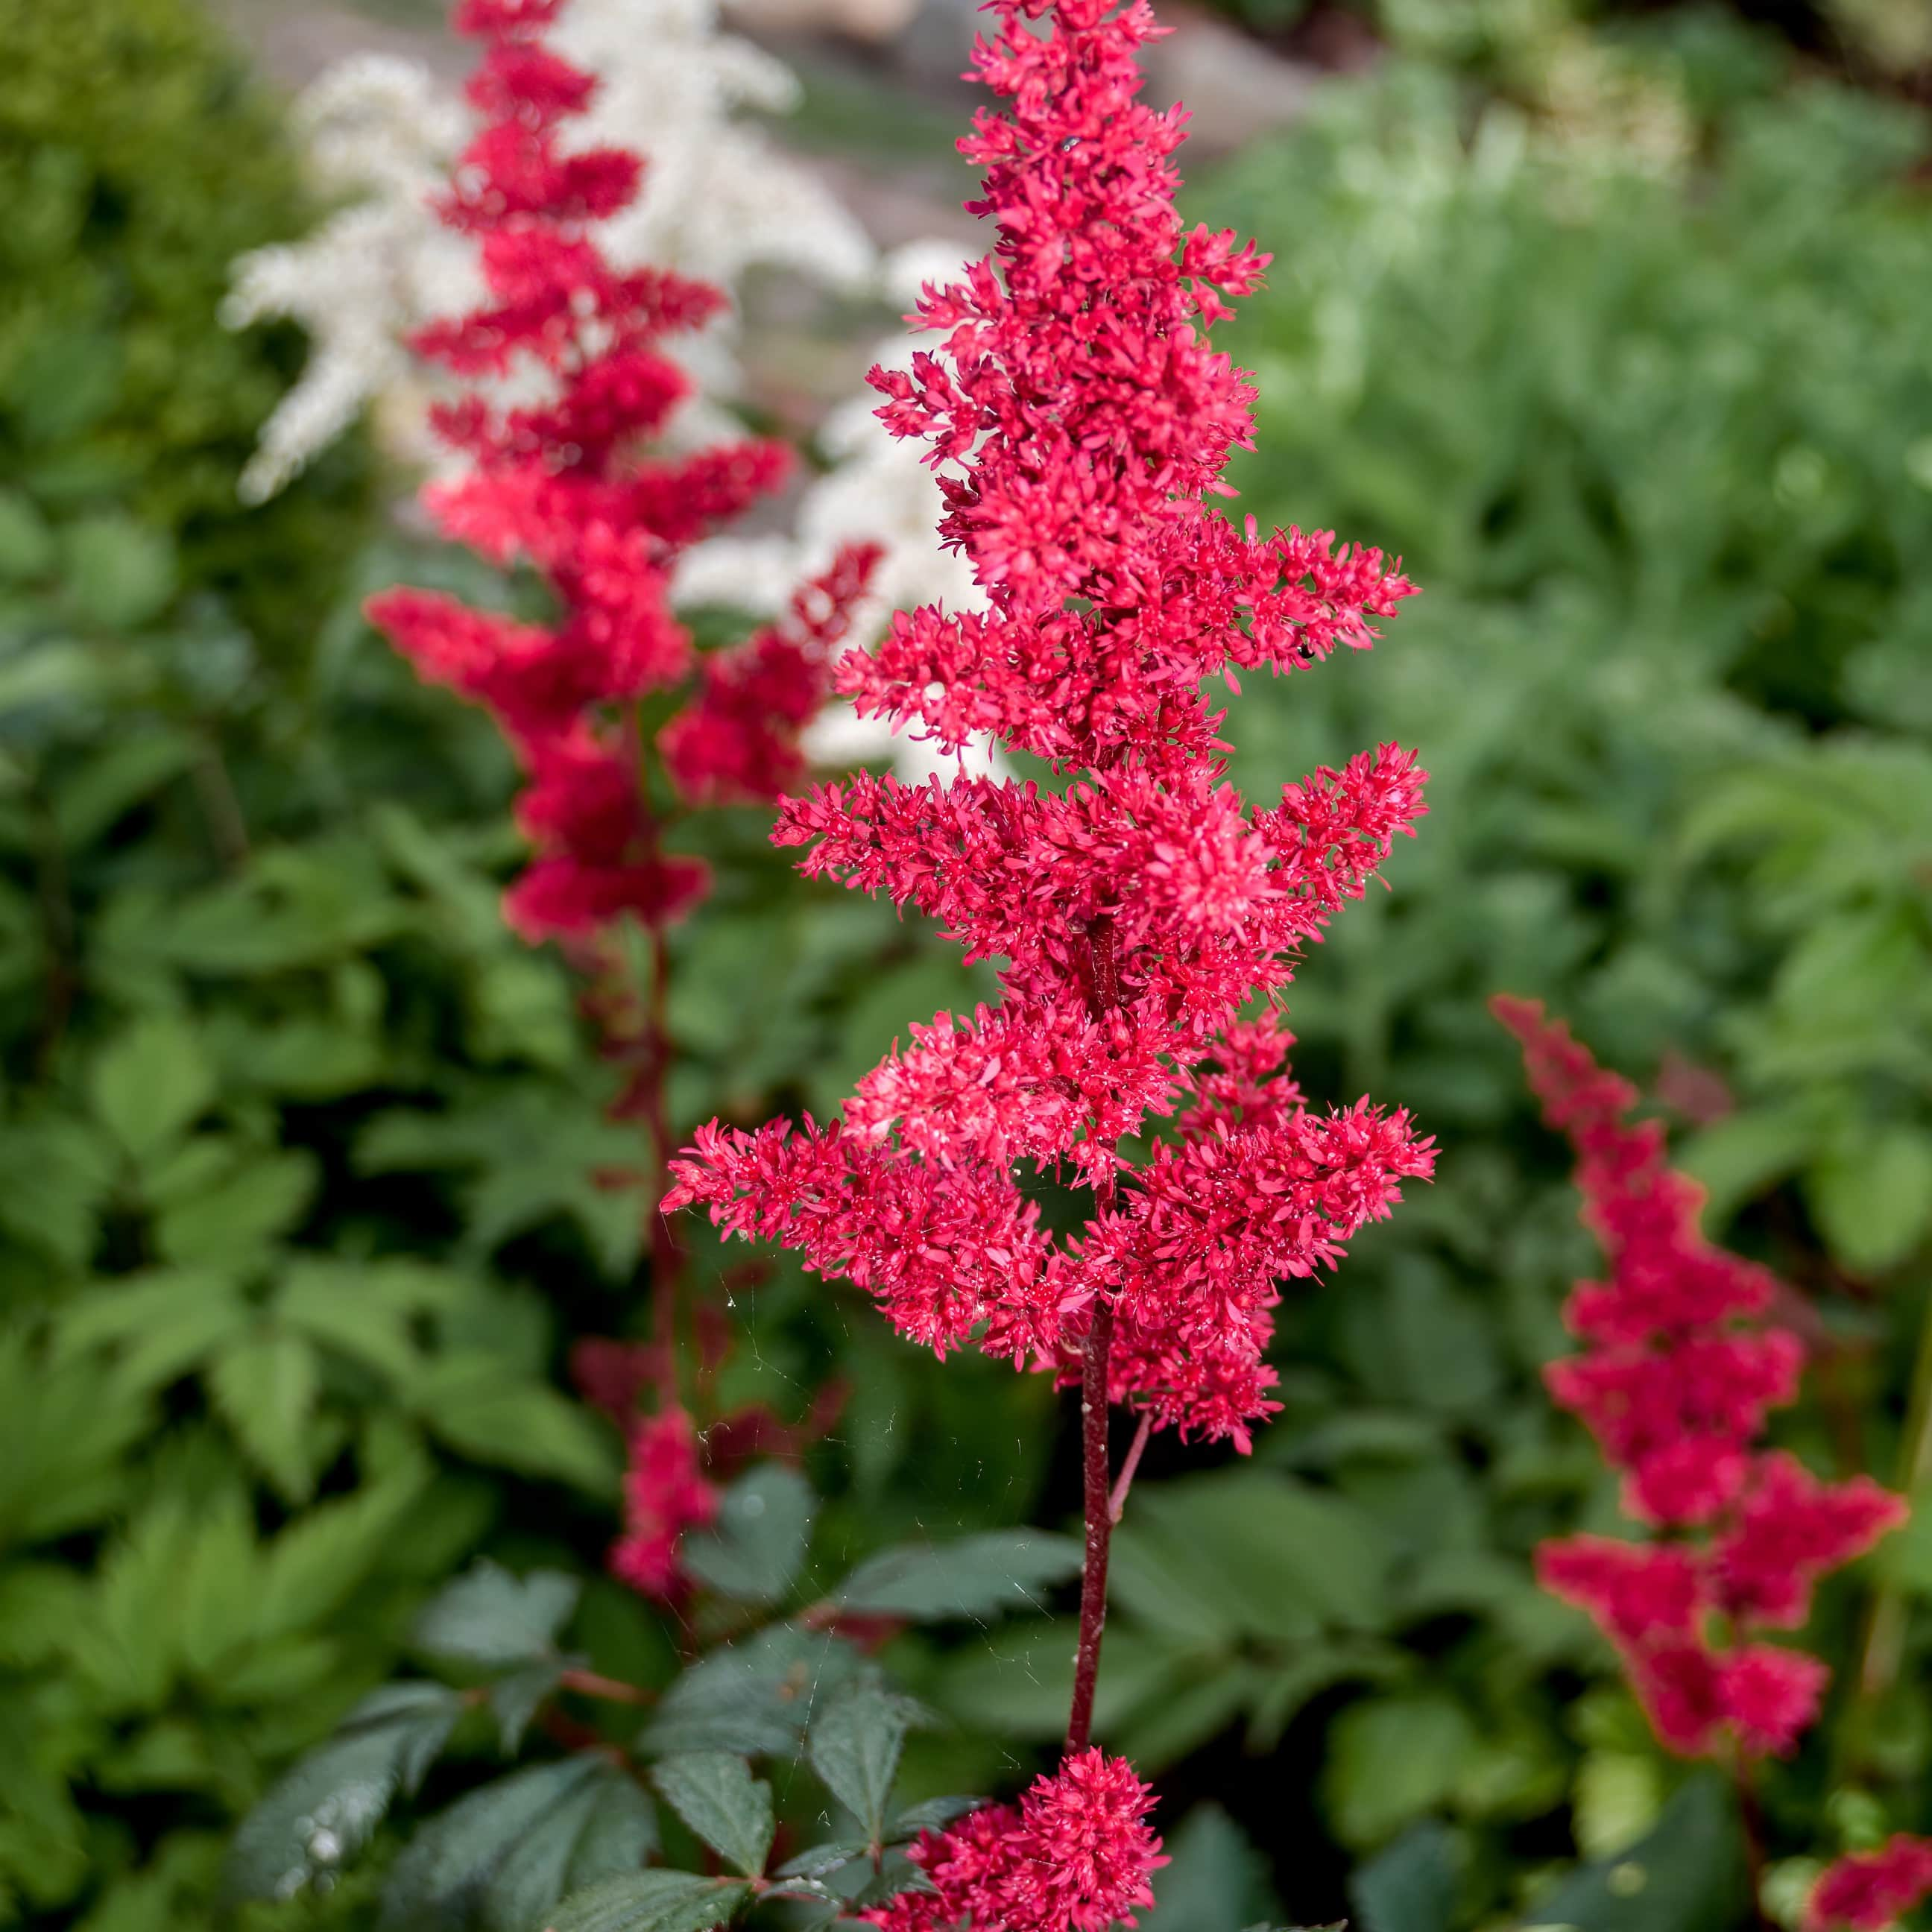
275,1260,423,1386
775,1840,868,1880
651,1754,774,1878
835,1531,1083,1621
1138,1804,1281,1931
207,1329,321,1503
567,1777,660,1888
640,1624,865,1758
53,1267,244,1397
1322,1696,1479,1849
681,1465,816,1606
414,1559,581,1669
482,1765,654,1932
1124,1471,1399,1639
52,728,196,849
1522,1772,1743,1931
807,1683,918,1841
1806,1126,1932,1275
89,1014,215,1164
224,1685,464,1904
1348,1822,1458,1932
60,512,177,630
154,1149,319,1265
379,1759,604,1931
415,1354,620,1497
490,1660,566,1753
1676,1104,1822,1231
888,1797,979,1838
546,1872,751,1932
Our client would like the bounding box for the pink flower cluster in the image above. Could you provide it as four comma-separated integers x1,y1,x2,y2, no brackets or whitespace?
1497,998,1904,1759
606,1405,719,1600
865,1751,1165,1932
667,0,1433,1452
1811,1837,1932,1931
367,0,877,944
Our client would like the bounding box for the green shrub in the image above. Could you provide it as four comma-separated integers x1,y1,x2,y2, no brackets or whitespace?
0,0,370,673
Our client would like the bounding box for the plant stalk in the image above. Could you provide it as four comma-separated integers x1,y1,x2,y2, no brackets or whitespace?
1855,1281,1932,1707
1065,1298,1116,1756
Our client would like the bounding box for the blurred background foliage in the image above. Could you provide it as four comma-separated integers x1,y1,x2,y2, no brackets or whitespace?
1,0,1930,1928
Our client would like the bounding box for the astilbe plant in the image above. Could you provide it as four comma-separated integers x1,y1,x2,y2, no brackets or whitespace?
367,0,880,1597
666,0,1432,1915
1494,999,1915,1928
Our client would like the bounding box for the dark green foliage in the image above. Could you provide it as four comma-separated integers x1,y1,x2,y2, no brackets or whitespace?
0,0,370,671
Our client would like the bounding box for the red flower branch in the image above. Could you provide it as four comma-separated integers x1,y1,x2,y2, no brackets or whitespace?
368,0,878,1600
669,0,1431,1893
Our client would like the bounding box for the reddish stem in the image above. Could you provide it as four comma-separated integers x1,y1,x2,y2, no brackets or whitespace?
1732,1752,1776,1932
1065,1298,1116,1756
643,921,683,1401
558,1666,655,1706
1108,1411,1152,1524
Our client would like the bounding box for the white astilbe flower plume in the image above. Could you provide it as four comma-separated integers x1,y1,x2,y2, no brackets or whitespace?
227,0,871,499
229,0,992,782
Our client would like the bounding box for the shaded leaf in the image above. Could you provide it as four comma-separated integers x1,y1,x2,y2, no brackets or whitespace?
89,1014,215,1164
836,1532,1082,1621
379,1759,604,1931
1349,1821,1458,1932
651,1754,774,1878
224,1684,464,1904
681,1465,816,1606
414,1559,580,1669
808,1683,918,1841
546,1872,751,1932
640,1625,864,1758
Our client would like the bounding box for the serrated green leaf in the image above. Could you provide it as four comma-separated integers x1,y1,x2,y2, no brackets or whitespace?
415,1355,620,1497
52,1267,244,1396
154,1148,318,1265
414,1559,581,1669
89,1014,215,1164
208,1328,321,1503
681,1465,816,1606
567,1777,660,1888
490,1660,566,1753
274,1261,422,1385
546,1872,750,1932
888,1796,979,1839
224,1686,463,1905
651,1754,773,1878
834,1531,1083,1621
379,1759,604,1931
482,1767,622,1932
256,1437,426,1630
775,1840,867,1880
640,1624,865,1758
808,1684,917,1841
347,1682,470,1795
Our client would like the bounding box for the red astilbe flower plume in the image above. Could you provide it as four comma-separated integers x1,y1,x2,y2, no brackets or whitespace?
608,1405,719,1601
864,1750,1165,1932
366,0,879,946
1497,997,1905,1761
1811,1837,1932,1930
667,0,1433,1453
